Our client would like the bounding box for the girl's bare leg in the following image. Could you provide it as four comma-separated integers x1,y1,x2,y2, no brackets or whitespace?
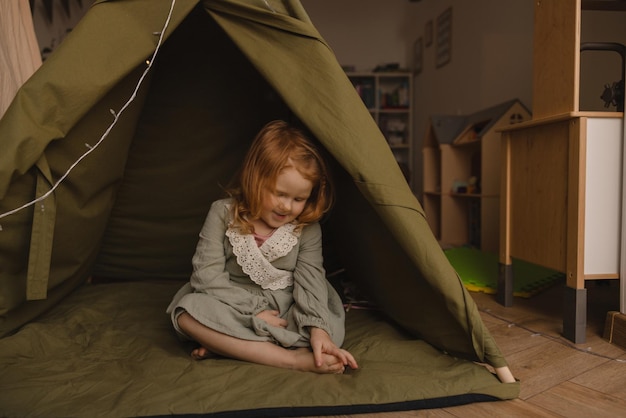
177,312,345,374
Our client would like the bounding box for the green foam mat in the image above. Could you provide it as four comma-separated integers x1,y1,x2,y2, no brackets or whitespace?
444,247,565,298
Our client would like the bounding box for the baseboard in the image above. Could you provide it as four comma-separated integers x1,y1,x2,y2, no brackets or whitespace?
603,311,626,350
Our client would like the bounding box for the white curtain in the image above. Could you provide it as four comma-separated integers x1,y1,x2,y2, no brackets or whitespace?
0,0,42,118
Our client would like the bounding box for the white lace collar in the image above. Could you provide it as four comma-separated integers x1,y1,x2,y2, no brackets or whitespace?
226,223,301,290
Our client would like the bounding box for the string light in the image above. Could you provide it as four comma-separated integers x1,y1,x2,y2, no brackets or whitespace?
262,0,276,13
0,0,177,227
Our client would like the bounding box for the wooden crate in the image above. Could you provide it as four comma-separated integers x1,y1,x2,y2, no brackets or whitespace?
603,311,626,350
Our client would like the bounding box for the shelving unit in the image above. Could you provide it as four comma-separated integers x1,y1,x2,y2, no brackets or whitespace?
347,72,413,188
422,99,530,253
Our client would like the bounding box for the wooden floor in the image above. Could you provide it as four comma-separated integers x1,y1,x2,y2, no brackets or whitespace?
315,280,626,418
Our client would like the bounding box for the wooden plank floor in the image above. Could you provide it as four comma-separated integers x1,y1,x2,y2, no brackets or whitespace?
311,280,626,418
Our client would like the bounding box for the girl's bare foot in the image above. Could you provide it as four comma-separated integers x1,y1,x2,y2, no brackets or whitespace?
191,346,215,360
291,348,345,374
495,366,516,383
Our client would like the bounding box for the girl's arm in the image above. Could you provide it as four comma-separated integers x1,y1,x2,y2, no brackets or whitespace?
291,223,357,369
291,223,335,337
190,200,269,316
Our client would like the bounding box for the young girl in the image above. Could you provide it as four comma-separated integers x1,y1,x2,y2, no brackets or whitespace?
167,120,358,374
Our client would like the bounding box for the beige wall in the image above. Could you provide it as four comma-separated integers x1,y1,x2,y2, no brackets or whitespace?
302,0,413,72
302,1,626,198
302,0,534,197
31,0,94,60
580,10,626,111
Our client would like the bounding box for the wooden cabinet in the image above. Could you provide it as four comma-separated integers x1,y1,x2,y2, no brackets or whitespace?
422,99,530,253
347,72,413,188
499,0,626,344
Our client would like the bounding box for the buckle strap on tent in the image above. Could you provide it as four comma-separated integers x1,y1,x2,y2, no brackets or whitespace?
26,157,56,301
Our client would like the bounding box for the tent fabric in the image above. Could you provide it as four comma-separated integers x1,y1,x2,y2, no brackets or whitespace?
0,280,518,417
0,0,519,413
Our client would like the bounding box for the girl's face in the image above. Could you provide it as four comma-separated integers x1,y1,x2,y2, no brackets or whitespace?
258,166,313,230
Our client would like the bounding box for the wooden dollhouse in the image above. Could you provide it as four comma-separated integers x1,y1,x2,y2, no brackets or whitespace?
422,99,530,253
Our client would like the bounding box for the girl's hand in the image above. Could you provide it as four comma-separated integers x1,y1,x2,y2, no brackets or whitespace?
256,310,288,328
309,327,358,370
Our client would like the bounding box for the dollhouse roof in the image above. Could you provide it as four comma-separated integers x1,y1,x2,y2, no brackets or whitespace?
429,98,530,146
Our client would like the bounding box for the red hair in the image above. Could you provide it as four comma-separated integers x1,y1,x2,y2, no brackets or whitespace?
229,120,333,234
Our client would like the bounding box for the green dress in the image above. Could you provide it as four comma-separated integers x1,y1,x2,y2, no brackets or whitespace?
167,198,346,348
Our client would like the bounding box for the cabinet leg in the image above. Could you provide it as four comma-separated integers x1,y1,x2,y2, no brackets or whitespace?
563,286,587,344
497,262,514,307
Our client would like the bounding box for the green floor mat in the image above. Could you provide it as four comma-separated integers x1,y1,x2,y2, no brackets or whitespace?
445,247,565,298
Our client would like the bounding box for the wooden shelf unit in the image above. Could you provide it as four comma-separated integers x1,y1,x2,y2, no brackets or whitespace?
347,71,414,188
